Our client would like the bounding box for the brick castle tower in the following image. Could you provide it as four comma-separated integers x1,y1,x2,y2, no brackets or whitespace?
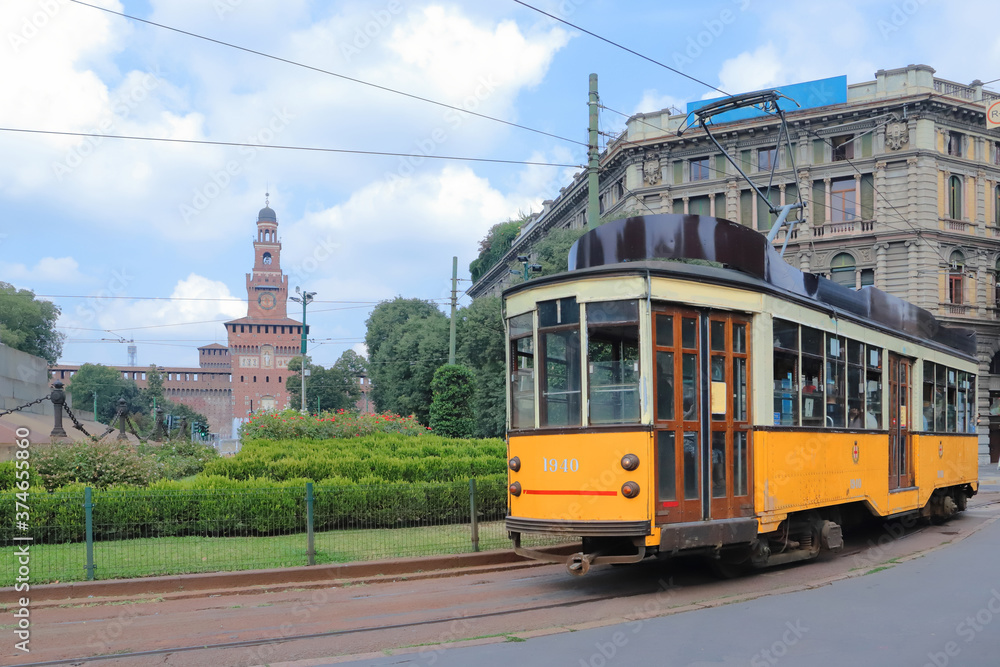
225,197,306,427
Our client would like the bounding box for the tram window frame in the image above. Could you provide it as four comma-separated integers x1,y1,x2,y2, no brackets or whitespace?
865,347,883,429
773,319,799,426
587,300,641,425
508,312,536,430
922,361,976,433
772,319,884,429
537,297,582,428
800,326,825,427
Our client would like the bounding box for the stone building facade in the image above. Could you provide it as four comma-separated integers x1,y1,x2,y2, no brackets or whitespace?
470,65,1000,462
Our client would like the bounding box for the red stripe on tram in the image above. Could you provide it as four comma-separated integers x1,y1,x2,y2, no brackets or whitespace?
660,501,680,507
523,489,618,497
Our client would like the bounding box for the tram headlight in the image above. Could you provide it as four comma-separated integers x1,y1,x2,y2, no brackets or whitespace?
508,456,521,472
509,481,522,497
620,454,639,471
621,481,640,499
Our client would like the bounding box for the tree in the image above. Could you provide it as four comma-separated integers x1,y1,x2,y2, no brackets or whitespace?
429,364,476,438
0,282,64,363
530,227,587,277
469,215,527,283
143,365,165,406
365,298,448,422
333,348,368,379
66,363,142,423
286,355,361,414
365,297,442,363
457,296,506,438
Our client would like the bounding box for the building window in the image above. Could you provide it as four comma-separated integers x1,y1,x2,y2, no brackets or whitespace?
265,376,269,382
860,269,874,287
994,142,1000,166
278,376,282,384
947,131,963,157
832,135,854,162
994,258,1000,309
949,175,963,220
240,376,244,382
830,179,857,222
995,185,1000,226
830,253,856,288
253,375,257,382
691,157,710,181
948,250,965,304
758,147,777,172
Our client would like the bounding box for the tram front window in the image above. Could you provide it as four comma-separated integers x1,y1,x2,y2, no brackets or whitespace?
539,297,581,427
588,300,640,424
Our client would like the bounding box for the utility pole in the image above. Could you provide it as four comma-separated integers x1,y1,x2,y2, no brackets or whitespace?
289,287,316,413
587,73,600,230
449,256,458,365
92,391,97,421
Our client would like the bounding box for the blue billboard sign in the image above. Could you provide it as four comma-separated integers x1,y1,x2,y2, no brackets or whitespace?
686,75,848,124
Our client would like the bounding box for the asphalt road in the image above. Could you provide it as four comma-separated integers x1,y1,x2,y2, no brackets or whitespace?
331,504,1000,667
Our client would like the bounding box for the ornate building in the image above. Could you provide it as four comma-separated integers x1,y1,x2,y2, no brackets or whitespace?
224,201,305,428
52,200,307,438
470,65,1000,462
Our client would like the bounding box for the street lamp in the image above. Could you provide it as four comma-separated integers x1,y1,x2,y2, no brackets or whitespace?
289,286,316,413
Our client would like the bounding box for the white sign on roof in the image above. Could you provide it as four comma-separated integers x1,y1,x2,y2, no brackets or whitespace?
988,100,1000,130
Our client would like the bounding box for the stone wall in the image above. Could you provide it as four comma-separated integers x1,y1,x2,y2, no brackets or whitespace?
0,344,52,416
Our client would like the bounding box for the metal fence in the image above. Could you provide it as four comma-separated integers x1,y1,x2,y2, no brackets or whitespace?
1,479,562,585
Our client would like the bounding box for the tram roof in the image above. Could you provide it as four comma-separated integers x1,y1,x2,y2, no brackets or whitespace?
505,214,976,359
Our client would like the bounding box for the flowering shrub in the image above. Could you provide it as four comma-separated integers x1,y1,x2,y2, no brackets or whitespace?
31,439,219,491
237,409,429,441
35,440,158,490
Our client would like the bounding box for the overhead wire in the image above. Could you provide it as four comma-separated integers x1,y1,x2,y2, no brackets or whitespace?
524,4,998,272
0,128,582,169
66,0,588,149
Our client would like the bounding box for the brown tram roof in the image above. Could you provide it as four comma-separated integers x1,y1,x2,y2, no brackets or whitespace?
508,214,975,359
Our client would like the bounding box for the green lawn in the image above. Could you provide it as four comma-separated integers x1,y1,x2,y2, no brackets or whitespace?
1,522,563,585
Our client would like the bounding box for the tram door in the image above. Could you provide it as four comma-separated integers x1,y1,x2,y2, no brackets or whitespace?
888,354,913,489
653,308,752,523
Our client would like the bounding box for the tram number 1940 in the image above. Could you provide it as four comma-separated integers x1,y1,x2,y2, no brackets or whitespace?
543,458,579,473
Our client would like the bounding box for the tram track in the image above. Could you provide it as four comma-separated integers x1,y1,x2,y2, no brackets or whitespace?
15,493,1000,667
12,588,645,667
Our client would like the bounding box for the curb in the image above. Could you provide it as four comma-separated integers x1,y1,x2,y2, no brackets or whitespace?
0,545,577,605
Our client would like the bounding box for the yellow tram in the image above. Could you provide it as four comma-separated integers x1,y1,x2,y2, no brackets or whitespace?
504,214,979,575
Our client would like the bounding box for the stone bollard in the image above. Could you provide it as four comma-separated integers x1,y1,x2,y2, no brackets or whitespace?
49,381,68,439
116,398,129,441
154,407,165,441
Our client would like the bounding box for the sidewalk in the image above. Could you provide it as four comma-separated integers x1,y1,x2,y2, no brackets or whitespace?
979,462,1000,491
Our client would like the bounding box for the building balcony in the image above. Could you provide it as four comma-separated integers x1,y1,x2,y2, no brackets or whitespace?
940,217,973,233
811,218,875,238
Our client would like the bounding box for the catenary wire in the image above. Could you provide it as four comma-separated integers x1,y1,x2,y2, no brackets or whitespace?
66,0,587,149
0,128,582,169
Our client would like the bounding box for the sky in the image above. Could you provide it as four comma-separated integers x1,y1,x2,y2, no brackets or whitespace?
2,0,999,370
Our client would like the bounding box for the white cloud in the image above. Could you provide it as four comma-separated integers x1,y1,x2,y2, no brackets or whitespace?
2,256,87,284
715,43,785,96
634,90,688,115
58,274,246,366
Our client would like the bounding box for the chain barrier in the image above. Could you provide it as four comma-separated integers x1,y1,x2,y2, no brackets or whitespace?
62,404,93,438
0,395,49,418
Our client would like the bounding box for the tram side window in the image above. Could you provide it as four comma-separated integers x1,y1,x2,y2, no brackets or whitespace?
923,362,976,433
773,319,799,426
772,319,883,429
587,300,640,424
866,348,883,428
825,335,846,427
538,297,582,427
800,326,825,427
509,313,535,429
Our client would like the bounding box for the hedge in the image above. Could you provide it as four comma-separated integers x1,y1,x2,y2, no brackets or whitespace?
202,435,506,483
0,475,507,544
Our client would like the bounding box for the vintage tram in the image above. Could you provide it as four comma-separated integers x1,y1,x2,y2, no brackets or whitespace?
504,214,979,575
